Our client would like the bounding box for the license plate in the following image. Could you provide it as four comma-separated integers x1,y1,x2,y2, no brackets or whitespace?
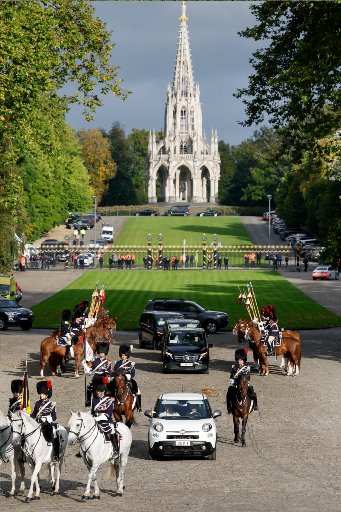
175,440,190,446
180,362,194,367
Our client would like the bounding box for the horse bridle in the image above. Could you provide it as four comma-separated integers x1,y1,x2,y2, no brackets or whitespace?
0,423,13,460
11,417,42,458
69,418,97,443
115,376,131,405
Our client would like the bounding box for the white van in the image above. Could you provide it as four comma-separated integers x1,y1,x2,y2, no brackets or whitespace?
100,224,114,242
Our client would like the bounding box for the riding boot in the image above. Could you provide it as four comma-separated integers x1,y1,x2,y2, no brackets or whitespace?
64,344,71,364
52,433,60,462
110,434,118,458
226,388,232,414
266,340,273,356
248,386,258,411
136,394,142,413
85,386,92,407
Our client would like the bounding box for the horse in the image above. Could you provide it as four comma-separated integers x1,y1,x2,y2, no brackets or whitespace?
235,320,301,376
230,374,252,446
68,411,132,499
10,411,68,501
233,319,267,373
111,374,136,429
39,317,115,378
0,409,25,497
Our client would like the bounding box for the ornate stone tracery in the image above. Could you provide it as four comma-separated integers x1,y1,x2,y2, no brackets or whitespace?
148,2,220,203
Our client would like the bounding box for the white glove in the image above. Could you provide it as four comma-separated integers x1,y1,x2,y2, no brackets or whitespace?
229,379,235,386
94,414,107,422
126,374,131,381
82,360,92,374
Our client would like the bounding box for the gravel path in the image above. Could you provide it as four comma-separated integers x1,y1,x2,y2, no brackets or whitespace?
2,215,340,511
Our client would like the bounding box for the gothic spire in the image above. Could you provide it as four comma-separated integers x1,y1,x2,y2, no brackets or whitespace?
172,1,194,96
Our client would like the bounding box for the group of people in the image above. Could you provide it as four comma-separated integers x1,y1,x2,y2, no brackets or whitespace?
260,304,281,355
108,253,136,270
58,302,89,362
7,343,141,462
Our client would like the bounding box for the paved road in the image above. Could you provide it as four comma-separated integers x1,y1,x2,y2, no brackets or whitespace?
2,216,340,511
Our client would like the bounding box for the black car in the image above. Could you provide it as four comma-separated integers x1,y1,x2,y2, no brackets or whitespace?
196,209,221,217
135,209,160,216
73,218,92,230
162,326,213,373
144,298,228,334
0,298,34,331
164,205,190,216
66,215,81,229
138,311,184,349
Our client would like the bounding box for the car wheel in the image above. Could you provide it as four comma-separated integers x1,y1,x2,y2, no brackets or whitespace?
139,334,145,349
206,446,216,460
201,368,209,374
20,322,33,331
0,316,8,331
204,321,218,334
162,366,169,374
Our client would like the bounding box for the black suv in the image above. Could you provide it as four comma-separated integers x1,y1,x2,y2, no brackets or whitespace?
164,205,190,216
162,326,213,373
144,299,228,334
0,298,34,330
138,311,184,350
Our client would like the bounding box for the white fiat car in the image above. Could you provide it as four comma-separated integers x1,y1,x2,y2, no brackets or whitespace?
145,392,221,460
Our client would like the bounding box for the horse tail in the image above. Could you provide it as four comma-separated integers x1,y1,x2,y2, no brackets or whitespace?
105,458,118,480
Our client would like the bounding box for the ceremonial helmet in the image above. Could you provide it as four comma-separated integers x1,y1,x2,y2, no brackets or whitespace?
268,304,277,321
261,306,270,319
235,348,248,363
96,341,109,355
37,380,52,398
11,379,23,394
119,344,131,358
92,376,109,393
62,309,72,321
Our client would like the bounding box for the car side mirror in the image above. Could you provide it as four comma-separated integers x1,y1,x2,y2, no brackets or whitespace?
144,410,154,418
212,410,222,418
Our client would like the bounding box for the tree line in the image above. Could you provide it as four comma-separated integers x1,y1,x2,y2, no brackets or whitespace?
0,1,339,271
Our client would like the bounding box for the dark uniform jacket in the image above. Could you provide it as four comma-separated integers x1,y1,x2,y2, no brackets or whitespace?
91,357,112,382
91,395,114,434
60,320,71,337
31,398,57,425
229,364,250,386
113,359,135,379
268,322,280,339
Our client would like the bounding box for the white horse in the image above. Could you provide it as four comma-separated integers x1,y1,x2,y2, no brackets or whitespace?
68,411,132,499
11,411,68,501
0,409,25,496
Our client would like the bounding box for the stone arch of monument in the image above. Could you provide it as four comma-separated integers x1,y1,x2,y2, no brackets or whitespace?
200,166,211,203
156,165,169,202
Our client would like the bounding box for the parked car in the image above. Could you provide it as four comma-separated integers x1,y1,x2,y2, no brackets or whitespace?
143,298,228,334
88,239,111,250
145,392,221,460
196,209,221,217
0,298,34,330
77,252,94,267
66,214,81,229
73,218,92,230
164,205,190,216
135,209,160,216
138,311,184,350
162,326,213,373
262,210,276,221
312,266,339,280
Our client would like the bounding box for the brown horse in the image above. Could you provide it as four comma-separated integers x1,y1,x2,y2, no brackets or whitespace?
233,319,267,374
230,374,252,446
39,318,115,378
111,374,136,429
234,320,301,376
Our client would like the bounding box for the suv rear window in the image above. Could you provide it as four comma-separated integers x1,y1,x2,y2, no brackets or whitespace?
153,301,182,312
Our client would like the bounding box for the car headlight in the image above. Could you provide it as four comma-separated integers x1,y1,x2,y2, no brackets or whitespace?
7,313,17,320
216,314,226,318
153,422,163,432
199,351,208,359
202,423,213,432
165,350,173,358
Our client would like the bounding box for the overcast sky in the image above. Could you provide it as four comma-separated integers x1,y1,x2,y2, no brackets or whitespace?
66,1,263,146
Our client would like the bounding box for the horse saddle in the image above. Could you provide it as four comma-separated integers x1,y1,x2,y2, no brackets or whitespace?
57,337,67,346
41,422,54,443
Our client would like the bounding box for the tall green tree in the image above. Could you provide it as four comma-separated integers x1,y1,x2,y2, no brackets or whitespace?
217,141,236,205
235,1,341,157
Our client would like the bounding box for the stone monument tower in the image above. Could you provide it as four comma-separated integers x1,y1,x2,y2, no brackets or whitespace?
148,2,220,204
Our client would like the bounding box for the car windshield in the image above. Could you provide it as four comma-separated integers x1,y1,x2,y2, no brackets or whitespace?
0,285,10,295
154,399,211,419
168,330,205,347
0,299,19,308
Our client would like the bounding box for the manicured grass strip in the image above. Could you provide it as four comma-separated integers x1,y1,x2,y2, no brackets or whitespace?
114,217,252,246
32,270,341,331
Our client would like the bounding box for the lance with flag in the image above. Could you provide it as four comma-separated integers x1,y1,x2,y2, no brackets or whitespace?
21,358,31,413
236,282,260,322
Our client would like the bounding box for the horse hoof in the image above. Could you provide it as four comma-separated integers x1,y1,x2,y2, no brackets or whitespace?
52,491,59,496
82,495,90,501
75,375,80,379
25,497,33,502
51,484,55,491
92,495,100,500
115,492,123,497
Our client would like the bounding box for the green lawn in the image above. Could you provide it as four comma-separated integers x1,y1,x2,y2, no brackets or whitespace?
32,270,341,331
115,217,252,246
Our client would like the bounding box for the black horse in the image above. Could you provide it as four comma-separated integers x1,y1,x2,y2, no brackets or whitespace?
229,374,252,446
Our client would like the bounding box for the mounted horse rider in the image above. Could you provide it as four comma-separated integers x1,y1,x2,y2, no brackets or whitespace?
8,379,23,415
226,348,258,413
85,341,112,407
112,344,142,413
31,380,60,462
261,304,281,355
91,378,118,458
59,309,85,364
